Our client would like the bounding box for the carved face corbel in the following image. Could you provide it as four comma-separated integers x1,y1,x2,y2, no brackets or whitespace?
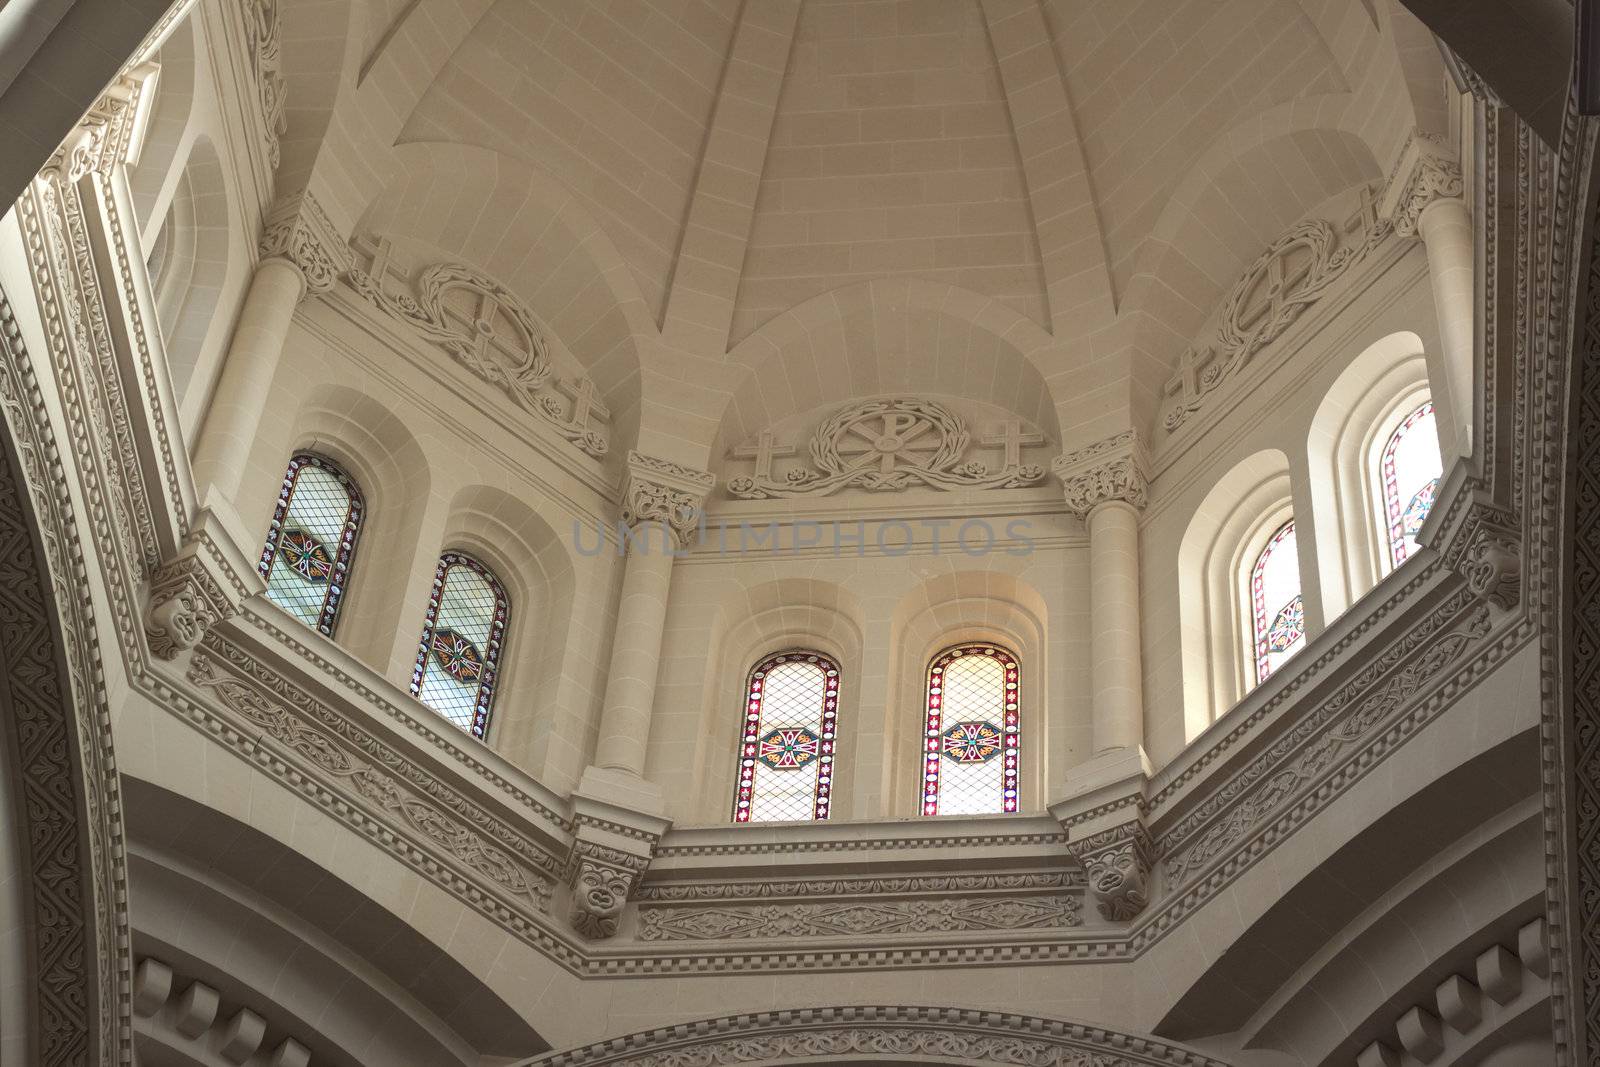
569,857,637,940
1080,838,1152,923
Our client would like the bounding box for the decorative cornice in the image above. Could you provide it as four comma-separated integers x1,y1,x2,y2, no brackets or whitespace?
1380,132,1466,239
259,192,351,297
621,451,714,549
1053,430,1149,515
40,63,160,184
516,1006,1235,1067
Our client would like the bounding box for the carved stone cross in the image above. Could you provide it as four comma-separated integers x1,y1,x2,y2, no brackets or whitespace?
1343,182,1380,243
981,418,1044,469
732,430,795,481
559,376,610,435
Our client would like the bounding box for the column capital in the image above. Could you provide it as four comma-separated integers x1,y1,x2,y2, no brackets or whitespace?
620,451,714,550
1053,430,1150,517
1379,132,1465,239
258,191,352,298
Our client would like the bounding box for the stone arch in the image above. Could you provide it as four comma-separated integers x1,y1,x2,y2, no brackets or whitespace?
0,293,131,1064
714,277,1059,472
510,1006,1232,1067
1177,449,1296,737
883,571,1050,820
1306,330,1435,619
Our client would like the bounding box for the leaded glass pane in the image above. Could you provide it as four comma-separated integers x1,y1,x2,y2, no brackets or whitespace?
921,644,1019,816
1380,400,1443,569
258,454,362,636
410,553,509,738
1251,520,1304,684
733,652,839,823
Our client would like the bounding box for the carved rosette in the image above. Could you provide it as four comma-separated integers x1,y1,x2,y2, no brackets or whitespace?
1068,824,1154,923
143,509,266,659
1053,430,1150,517
621,451,714,551
259,192,351,297
1381,133,1465,239
566,841,650,940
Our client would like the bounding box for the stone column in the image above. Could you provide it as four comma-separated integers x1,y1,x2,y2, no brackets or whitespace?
1054,431,1150,756
1382,134,1472,461
191,193,348,504
589,452,714,781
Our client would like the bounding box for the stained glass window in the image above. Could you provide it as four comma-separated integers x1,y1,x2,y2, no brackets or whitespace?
1380,400,1443,570
1251,520,1305,685
410,552,510,739
732,651,839,823
258,454,363,636
921,644,1019,816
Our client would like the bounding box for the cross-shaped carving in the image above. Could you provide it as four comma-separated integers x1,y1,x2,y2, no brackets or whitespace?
981,418,1044,468
558,376,610,434
435,286,527,369
836,412,941,474
1167,346,1209,404
1343,182,1380,243
1234,247,1314,336
732,430,795,481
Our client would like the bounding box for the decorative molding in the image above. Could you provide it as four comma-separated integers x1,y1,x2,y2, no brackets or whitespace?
1053,430,1149,515
1380,132,1466,239
621,451,714,549
40,64,161,184
259,192,351,296
517,1006,1235,1067
346,234,610,457
726,396,1047,498
1159,187,1392,433
144,509,265,659
187,645,559,911
639,893,1080,941
636,871,1081,901
241,0,286,170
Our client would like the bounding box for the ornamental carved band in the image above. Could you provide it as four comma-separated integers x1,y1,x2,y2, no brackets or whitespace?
620,451,714,550
726,396,1047,498
259,192,351,296
1068,824,1153,923
1053,431,1149,516
41,64,160,184
567,842,648,940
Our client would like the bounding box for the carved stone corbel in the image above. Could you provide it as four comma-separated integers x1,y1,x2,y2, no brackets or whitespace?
259,191,351,298
1070,823,1154,923
564,781,670,941
1051,747,1155,922
1053,430,1149,516
144,507,266,659
1379,132,1465,239
1423,472,1522,612
620,451,714,552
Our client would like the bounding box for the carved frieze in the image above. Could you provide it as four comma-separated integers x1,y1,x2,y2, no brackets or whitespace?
40,63,160,184
1159,187,1392,433
242,0,287,169
621,451,714,550
1053,430,1149,516
726,397,1047,498
346,234,610,457
640,893,1079,941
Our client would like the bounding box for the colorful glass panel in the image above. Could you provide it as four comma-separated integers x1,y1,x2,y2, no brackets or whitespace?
921,644,1019,816
733,652,839,823
1380,400,1443,569
410,553,509,738
1251,520,1305,684
258,454,363,636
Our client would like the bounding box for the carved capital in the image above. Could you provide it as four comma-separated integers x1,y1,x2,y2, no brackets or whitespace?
565,841,649,940
1053,430,1149,516
621,451,714,550
259,192,351,297
1380,133,1465,239
1068,822,1154,923
41,63,161,183
144,508,266,659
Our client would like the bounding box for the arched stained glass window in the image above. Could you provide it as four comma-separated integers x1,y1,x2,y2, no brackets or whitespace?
1250,520,1305,685
921,644,1019,817
258,453,363,636
1380,400,1443,570
410,552,509,739
732,651,839,823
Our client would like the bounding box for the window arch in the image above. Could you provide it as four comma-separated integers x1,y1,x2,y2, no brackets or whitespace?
1378,399,1443,570
921,643,1019,816
410,552,510,739
258,453,363,636
732,651,840,823
1250,520,1305,685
